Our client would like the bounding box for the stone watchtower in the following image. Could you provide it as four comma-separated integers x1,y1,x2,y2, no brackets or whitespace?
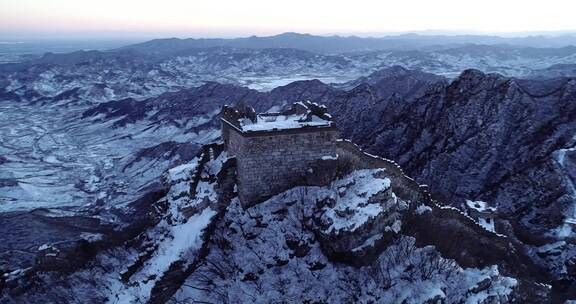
221,101,338,208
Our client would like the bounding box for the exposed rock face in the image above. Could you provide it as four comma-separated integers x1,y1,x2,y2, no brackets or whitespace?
1,144,233,303
168,154,523,303
227,68,576,289
2,62,576,302
530,64,576,79
309,169,403,266
78,67,576,282
337,65,447,99
329,70,576,241
0,139,562,303
0,210,112,271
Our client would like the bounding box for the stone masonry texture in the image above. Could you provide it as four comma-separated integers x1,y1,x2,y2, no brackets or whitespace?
222,121,337,208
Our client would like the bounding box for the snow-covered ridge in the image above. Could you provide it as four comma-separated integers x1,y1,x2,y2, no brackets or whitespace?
2,48,575,301
4,44,576,107
335,139,507,238
107,145,229,303
320,169,392,233
169,164,518,303
1,137,552,302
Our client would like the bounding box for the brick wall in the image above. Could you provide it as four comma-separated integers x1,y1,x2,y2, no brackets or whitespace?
221,122,242,158
226,127,338,208
336,139,506,239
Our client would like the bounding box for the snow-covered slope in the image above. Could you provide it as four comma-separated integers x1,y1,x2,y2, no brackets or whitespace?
2,45,576,301
3,44,576,108
175,189,517,303
2,144,535,303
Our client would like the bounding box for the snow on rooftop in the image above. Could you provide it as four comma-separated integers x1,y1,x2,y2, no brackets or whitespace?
222,101,334,133
239,113,332,132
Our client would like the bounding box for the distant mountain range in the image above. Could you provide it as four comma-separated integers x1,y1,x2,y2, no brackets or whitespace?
3,39,576,103
121,32,576,54
3,32,576,64
2,65,575,302
2,32,576,302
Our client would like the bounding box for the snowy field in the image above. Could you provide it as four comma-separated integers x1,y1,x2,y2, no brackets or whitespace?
0,100,217,213
242,75,355,91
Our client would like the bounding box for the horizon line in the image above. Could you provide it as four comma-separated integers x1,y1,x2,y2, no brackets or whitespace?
2,29,576,41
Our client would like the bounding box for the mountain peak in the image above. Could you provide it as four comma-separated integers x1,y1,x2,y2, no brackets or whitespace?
459,68,487,78
273,32,312,38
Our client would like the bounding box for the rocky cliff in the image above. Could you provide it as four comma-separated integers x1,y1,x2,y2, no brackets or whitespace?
2,65,576,302
1,142,549,303
78,66,576,285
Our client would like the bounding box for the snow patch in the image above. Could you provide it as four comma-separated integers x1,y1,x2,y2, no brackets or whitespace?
321,154,338,160
108,208,217,304
322,169,391,233
416,204,432,215
240,113,332,132
478,217,495,232
466,200,496,212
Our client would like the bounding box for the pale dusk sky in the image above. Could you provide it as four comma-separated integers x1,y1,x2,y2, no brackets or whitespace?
0,0,575,38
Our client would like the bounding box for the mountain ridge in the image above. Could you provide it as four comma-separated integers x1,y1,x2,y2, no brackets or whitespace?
121,32,576,54
1,65,576,302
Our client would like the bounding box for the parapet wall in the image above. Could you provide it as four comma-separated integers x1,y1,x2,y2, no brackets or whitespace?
222,121,242,157
233,128,338,208
336,139,423,203
335,139,506,239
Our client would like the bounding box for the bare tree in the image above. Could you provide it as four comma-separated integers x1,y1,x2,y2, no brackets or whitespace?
336,269,361,302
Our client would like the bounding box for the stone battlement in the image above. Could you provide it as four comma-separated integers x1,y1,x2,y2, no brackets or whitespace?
221,101,338,208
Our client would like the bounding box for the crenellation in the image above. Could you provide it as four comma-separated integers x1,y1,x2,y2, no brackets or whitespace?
221,101,338,208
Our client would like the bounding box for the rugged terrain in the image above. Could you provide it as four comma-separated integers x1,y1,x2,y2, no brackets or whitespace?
1,35,576,303
0,143,549,303
4,34,576,99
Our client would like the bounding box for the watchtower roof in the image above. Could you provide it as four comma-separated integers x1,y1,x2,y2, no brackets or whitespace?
221,101,335,134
